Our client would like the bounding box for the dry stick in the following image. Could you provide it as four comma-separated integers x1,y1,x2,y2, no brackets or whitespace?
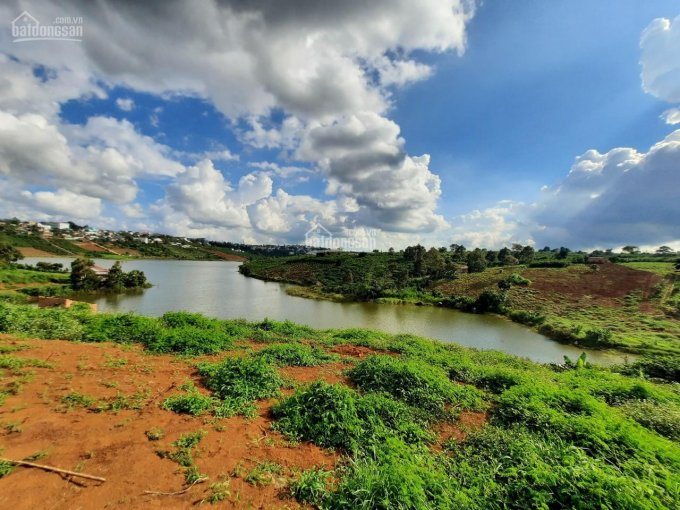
1,458,106,482
143,477,206,496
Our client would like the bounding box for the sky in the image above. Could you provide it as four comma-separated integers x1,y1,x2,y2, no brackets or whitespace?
0,0,679,250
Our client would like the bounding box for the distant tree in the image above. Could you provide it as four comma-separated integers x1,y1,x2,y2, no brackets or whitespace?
540,246,551,252
517,245,535,265
388,247,395,254
467,249,488,273
423,247,446,277
498,247,518,266
556,247,571,259
622,245,640,254
0,243,23,265
656,246,674,255
449,244,467,262
485,250,498,265
104,261,125,291
403,244,426,262
124,269,148,288
70,258,100,291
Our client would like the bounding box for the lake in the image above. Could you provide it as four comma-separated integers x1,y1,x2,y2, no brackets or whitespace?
25,258,629,365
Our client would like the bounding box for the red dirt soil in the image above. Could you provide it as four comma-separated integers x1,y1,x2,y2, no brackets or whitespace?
16,247,56,257
0,338,336,509
209,250,246,262
523,264,661,303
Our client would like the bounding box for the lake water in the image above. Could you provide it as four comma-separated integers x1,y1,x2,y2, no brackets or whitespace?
24,258,629,365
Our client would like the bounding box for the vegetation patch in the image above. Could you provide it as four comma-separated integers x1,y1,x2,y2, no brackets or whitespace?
254,342,337,366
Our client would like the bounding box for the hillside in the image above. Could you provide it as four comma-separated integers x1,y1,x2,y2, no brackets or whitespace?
240,254,680,355
0,304,678,509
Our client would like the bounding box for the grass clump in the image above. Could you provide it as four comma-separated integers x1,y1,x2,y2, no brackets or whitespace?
157,430,208,485
0,355,52,370
445,426,669,510
272,381,432,451
243,461,284,487
348,355,484,419
162,381,215,416
199,357,283,413
289,467,332,506
254,343,337,366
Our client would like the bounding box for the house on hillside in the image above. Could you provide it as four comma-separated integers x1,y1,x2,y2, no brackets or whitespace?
91,264,109,277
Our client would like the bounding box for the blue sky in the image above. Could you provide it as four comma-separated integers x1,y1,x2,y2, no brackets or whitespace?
1,1,679,249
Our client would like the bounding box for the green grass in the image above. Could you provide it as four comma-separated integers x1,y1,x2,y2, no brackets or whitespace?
1,303,680,508
253,343,338,366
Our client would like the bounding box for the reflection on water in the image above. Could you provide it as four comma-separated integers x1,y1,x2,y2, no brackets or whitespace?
24,258,629,365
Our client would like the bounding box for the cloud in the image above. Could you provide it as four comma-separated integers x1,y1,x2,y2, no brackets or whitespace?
640,14,680,102
662,107,680,125
163,160,272,229
530,130,680,247
0,0,473,238
115,97,134,111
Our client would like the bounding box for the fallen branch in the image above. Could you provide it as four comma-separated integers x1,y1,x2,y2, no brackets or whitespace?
143,477,206,496
0,458,106,482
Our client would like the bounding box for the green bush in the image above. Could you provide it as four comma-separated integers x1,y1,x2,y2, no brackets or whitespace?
273,382,433,451
162,382,215,416
272,381,363,449
615,353,680,383
0,303,84,340
328,437,452,510
288,467,332,506
200,357,283,403
348,355,484,419
445,426,670,510
254,343,337,366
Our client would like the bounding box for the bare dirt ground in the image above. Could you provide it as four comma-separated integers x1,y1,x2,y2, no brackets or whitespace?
209,251,246,262
16,247,57,257
522,264,661,305
0,338,341,509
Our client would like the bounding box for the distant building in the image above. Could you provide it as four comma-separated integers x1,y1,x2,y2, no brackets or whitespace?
40,221,70,231
91,265,110,277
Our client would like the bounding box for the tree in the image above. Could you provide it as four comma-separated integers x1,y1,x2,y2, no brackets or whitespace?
449,244,467,262
556,247,571,259
517,245,535,265
656,246,674,255
423,247,446,277
124,270,148,288
498,247,518,266
622,245,639,254
466,249,488,273
70,258,99,291
0,243,23,265
104,261,125,291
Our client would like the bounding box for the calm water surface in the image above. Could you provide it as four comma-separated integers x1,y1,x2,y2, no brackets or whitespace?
26,258,629,365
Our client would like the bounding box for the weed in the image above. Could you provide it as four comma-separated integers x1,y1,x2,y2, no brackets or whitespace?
201,480,231,504
244,461,284,487
162,381,215,416
289,467,332,506
145,427,164,441
254,343,337,367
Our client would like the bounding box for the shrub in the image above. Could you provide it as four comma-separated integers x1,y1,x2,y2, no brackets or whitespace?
254,343,337,366
289,467,332,506
614,353,680,383
328,437,452,510
0,303,84,341
162,382,215,416
445,426,670,510
272,382,363,449
84,313,161,344
348,355,484,419
507,309,545,326
200,357,283,403
474,289,507,313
